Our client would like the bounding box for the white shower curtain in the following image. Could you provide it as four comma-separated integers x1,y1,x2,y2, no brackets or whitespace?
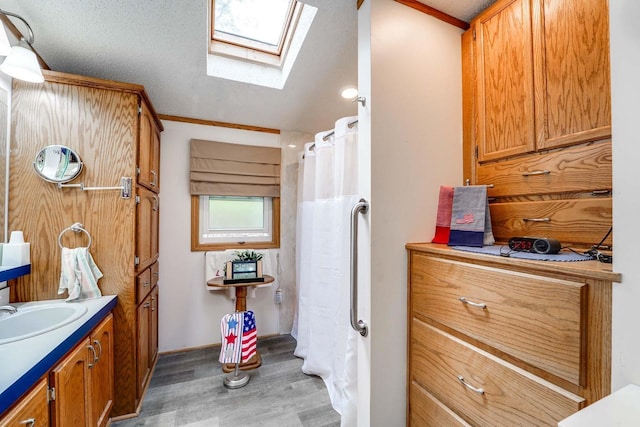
294,116,359,426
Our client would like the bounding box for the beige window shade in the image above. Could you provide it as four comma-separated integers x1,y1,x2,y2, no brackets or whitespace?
190,139,281,197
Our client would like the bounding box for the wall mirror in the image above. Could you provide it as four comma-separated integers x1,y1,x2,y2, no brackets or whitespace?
33,145,83,183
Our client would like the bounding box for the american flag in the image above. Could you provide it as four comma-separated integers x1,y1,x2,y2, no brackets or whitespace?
241,310,257,362
219,312,243,364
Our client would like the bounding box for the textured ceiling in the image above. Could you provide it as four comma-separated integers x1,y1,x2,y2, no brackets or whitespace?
418,0,496,23
0,0,493,134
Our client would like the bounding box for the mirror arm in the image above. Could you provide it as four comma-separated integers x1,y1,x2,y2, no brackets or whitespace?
58,177,132,199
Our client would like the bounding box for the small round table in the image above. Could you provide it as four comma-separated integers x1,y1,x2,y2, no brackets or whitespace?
207,274,274,388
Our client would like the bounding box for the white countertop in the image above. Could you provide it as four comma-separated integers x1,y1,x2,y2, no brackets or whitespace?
0,295,117,415
558,384,640,426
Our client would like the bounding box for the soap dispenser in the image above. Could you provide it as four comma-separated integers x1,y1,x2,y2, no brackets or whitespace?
2,231,30,266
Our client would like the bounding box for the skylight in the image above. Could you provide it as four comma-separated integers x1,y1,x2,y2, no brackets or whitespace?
207,0,317,89
213,0,295,55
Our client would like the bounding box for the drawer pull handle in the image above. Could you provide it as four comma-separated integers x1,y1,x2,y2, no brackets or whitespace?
19,419,35,426
521,170,550,177
457,375,485,395
523,217,551,222
458,297,487,309
592,189,611,196
143,280,150,288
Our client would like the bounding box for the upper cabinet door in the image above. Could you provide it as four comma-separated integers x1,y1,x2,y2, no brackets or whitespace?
475,0,536,162
533,0,611,150
138,100,161,193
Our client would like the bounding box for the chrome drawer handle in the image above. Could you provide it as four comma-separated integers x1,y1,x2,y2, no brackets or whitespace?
521,170,550,177
458,297,487,309
19,419,35,426
457,375,485,395
523,217,551,222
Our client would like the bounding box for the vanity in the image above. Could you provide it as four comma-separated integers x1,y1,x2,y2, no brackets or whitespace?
0,295,117,426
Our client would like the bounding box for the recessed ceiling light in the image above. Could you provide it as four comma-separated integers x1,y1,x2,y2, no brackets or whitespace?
341,87,358,99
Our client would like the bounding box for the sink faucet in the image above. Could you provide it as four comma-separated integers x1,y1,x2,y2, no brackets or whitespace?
0,305,17,314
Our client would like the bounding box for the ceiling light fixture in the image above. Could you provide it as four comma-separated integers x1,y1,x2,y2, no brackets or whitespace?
0,8,44,83
340,87,366,107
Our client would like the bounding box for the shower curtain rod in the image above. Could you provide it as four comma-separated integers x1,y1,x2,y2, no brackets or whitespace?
303,120,359,158
320,119,359,142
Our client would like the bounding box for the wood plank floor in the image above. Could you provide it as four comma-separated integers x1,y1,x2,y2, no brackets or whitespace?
112,335,341,427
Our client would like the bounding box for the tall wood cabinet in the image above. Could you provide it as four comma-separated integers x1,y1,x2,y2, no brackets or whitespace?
464,0,612,248
407,244,620,426
9,70,163,417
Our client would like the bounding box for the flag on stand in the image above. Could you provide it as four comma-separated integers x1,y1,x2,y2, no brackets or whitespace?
219,312,243,364
241,310,257,362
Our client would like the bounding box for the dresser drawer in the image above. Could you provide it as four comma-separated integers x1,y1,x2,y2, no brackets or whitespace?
411,319,584,426
478,141,611,198
411,253,586,385
137,267,152,304
489,197,612,247
410,381,471,426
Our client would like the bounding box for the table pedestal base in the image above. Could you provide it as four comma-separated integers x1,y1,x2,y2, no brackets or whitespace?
221,352,262,373
223,370,250,389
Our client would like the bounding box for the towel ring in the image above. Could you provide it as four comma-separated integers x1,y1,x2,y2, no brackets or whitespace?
58,222,92,249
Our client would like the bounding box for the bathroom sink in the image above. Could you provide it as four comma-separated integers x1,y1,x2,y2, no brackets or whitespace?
0,303,88,344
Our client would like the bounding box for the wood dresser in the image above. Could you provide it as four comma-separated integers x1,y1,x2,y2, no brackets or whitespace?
406,243,620,426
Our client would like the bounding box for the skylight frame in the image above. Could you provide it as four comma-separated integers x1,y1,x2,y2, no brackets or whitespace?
210,0,301,61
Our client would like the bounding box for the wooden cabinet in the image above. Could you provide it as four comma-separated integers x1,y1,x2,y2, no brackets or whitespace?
0,379,49,427
88,316,114,427
138,100,161,193
471,0,610,162
474,0,535,162
136,186,159,273
9,70,163,417
407,244,619,426
532,0,611,150
463,0,612,248
136,262,159,401
50,314,114,427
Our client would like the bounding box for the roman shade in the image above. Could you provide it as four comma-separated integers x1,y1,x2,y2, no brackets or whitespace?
190,139,281,197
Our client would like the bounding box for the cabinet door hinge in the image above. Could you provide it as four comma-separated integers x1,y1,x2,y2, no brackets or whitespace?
136,195,141,204
138,105,143,115
473,28,476,40
48,387,56,401
135,256,140,266
136,166,141,176
475,145,479,158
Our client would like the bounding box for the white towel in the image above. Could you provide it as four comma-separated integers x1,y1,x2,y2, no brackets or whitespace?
58,247,103,301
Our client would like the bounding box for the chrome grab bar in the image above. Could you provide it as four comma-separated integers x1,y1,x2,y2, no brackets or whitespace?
350,198,369,337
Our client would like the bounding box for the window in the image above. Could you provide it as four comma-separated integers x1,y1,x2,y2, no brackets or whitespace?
210,0,303,66
189,139,281,251
192,195,280,250
200,195,272,243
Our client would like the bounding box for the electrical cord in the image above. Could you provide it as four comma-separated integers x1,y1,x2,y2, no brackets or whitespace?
564,228,613,263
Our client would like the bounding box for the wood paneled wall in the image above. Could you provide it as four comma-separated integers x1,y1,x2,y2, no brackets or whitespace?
8,72,140,416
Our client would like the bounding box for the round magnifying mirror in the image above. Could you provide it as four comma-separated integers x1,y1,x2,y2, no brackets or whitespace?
33,145,83,183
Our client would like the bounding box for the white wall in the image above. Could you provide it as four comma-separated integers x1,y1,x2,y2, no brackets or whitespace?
610,2,640,390
157,120,305,352
359,1,464,424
